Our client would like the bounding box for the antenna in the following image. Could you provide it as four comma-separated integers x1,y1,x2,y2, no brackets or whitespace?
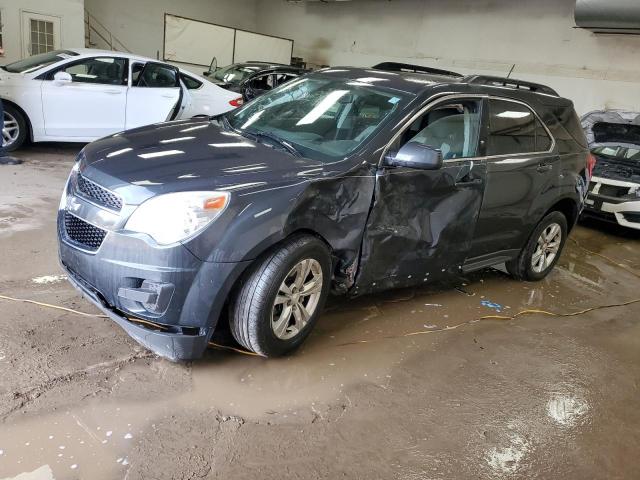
506,64,515,79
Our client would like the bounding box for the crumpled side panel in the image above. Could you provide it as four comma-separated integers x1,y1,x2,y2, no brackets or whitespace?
286,167,377,293
353,163,485,295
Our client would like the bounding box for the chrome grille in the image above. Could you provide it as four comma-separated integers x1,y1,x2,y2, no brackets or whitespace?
76,174,122,211
64,212,107,251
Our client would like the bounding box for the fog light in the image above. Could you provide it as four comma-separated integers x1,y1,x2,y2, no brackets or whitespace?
141,280,174,314
117,280,174,315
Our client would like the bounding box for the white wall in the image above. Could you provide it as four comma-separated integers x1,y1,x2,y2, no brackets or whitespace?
256,0,640,115
84,0,259,66
0,0,85,64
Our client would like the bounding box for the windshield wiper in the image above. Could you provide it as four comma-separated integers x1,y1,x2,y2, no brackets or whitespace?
251,131,301,157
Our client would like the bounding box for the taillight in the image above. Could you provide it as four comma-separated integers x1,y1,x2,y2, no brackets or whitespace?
229,97,243,108
586,153,597,179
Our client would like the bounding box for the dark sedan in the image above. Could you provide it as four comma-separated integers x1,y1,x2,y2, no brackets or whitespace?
205,61,305,103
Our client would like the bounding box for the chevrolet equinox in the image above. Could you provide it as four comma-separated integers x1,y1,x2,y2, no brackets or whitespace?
57,62,592,360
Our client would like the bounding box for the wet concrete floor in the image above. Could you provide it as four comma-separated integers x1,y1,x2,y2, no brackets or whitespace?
0,144,639,479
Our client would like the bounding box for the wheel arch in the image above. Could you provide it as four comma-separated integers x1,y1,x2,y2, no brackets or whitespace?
211,228,336,335
545,197,579,232
1,99,33,142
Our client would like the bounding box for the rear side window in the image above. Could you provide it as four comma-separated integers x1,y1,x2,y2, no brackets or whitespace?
487,99,551,155
181,73,202,90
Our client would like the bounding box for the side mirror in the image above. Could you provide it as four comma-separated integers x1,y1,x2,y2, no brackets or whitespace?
384,142,443,170
53,71,72,85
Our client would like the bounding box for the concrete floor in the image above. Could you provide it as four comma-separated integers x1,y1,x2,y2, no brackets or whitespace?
0,144,639,480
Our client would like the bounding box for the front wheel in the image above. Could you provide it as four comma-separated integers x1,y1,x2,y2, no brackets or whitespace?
3,105,27,152
506,211,568,281
229,235,332,357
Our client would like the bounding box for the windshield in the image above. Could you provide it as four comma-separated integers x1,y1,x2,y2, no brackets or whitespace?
213,64,260,85
225,77,409,162
593,145,640,162
3,50,79,74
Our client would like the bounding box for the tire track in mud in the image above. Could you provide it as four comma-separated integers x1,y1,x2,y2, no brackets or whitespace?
0,351,154,422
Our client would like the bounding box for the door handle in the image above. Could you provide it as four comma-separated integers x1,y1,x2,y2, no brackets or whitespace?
161,94,175,98
536,163,552,173
104,89,123,95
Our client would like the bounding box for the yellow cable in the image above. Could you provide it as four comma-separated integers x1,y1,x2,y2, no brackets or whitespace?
208,341,261,356
0,294,259,357
0,294,108,318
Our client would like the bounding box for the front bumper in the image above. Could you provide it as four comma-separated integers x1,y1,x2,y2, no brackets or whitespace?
584,176,640,230
63,266,211,361
57,173,252,361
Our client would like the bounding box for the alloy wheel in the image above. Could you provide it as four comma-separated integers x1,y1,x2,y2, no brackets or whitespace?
531,222,562,273
271,258,323,340
2,111,20,148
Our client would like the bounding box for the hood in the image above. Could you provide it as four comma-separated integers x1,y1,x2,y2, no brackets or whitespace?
582,110,640,182
581,110,640,149
80,119,326,204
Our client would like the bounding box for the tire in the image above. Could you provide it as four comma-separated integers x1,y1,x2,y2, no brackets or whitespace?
229,235,332,357
506,211,568,281
2,105,28,152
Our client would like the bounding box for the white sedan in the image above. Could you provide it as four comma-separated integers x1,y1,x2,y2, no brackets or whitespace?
0,48,242,151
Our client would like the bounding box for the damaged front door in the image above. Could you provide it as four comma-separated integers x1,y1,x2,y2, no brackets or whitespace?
354,97,487,294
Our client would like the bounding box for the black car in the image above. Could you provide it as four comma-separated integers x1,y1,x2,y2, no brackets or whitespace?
57,62,590,361
581,110,640,229
205,61,305,103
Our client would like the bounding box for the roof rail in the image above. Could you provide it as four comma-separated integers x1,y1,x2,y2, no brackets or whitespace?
372,62,463,78
463,75,559,96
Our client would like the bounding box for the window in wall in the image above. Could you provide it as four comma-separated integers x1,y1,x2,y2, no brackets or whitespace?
30,19,55,55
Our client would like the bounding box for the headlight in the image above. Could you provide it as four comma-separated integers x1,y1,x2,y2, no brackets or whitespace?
125,191,229,245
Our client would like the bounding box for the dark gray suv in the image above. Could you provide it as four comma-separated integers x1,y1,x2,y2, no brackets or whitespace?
57,63,591,361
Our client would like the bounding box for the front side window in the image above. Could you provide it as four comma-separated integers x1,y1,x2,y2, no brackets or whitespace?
226,77,410,162
487,99,551,156
393,99,482,160
56,57,127,85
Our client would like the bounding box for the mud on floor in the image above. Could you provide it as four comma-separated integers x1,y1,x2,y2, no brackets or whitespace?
0,147,639,479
